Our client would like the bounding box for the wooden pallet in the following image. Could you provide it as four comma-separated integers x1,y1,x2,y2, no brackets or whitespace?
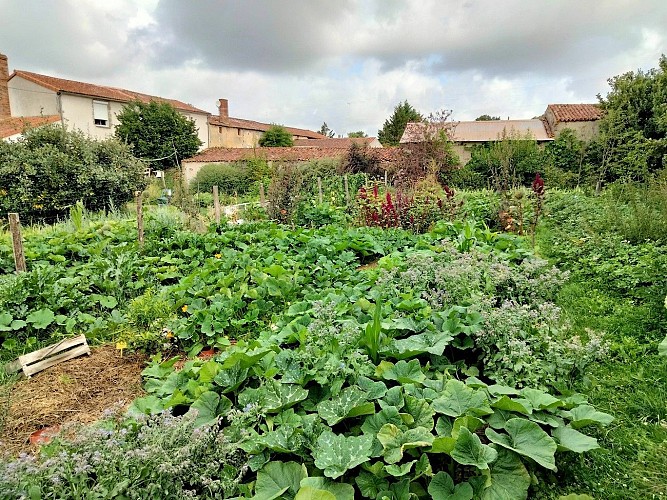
15,335,91,378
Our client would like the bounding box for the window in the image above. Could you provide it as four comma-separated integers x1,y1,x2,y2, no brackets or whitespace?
93,100,109,127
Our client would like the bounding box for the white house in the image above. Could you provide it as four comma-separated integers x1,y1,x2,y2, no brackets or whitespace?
1,53,210,147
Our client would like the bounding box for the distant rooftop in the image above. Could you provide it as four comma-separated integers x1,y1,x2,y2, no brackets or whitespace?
546,104,603,122
0,115,60,139
10,70,208,115
292,137,377,148
401,119,552,143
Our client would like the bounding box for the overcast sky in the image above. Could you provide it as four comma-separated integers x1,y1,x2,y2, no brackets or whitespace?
2,0,665,137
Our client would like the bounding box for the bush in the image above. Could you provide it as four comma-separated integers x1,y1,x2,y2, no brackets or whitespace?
258,125,293,147
0,125,147,222
190,163,252,196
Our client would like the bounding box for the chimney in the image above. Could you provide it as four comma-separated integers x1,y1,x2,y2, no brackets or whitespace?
217,98,228,120
0,53,10,120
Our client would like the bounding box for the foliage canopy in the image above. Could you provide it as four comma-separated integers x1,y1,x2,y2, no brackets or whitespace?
258,125,294,147
378,100,422,146
115,100,202,169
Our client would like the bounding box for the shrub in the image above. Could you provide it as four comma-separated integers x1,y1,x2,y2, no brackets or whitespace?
190,163,252,196
258,125,293,147
267,162,305,223
0,125,146,222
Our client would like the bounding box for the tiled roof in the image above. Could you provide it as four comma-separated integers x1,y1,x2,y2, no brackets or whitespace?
0,115,61,139
293,137,376,148
401,119,553,143
184,146,400,164
547,104,603,122
209,115,325,139
10,70,208,114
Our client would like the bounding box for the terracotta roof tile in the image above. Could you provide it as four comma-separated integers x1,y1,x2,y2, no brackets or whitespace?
209,115,325,139
10,70,208,114
184,146,399,164
0,115,61,139
293,137,375,148
547,104,603,122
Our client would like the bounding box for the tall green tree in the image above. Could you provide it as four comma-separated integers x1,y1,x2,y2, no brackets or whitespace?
594,55,667,184
258,125,294,147
115,100,202,169
377,100,422,146
347,131,368,138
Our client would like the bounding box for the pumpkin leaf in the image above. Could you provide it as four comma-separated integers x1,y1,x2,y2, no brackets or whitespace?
313,431,374,479
485,418,557,471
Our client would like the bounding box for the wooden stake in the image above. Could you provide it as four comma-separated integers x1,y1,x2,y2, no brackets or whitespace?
259,182,266,205
8,213,26,273
317,177,323,204
213,185,221,224
344,175,350,205
135,192,144,247
384,170,388,187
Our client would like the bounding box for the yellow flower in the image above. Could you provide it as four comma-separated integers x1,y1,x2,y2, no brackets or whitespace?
181,305,188,313
165,331,174,339
215,253,222,259
115,341,127,350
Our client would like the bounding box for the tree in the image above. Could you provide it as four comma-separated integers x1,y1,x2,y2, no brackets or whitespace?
258,125,294,147
115,100,202,169
475,114,501,121
593,55,667,185
378,100,422,146
318,122,336,138
347,131,368,138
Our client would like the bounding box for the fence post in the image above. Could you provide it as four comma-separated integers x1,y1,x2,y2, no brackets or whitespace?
344,175,350,206
317,177,323,204
8,213,26,273
212,185,221,224
135,192,144,247
384,170,388,187
259,182,266,206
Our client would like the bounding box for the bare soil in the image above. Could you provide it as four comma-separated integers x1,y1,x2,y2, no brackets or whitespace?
0,344,145,457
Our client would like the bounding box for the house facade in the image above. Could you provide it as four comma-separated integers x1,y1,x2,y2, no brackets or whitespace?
208,99,325,148
2,53,210,146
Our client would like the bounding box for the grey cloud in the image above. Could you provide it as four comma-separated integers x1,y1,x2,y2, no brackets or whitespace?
141,0,355,72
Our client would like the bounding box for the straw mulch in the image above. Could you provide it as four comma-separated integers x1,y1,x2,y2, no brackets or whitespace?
0,344,146,457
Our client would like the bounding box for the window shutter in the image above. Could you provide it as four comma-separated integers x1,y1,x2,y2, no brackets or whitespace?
93,101,108,121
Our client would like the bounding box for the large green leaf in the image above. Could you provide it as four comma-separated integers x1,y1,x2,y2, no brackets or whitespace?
213,364,250,393
520,388,563,411
313,431,374,479
188,391,232,427
485,418,557,471
552,426,600,453
480,448,530,500
376,359,426,385
239,380,308,413
403,395,435,430
26,308,55,329
384,460,416,477
377,424,434,464
450,427,498,470
296,478,354,500
389,331,454,359
355,471,390,499
562,405,614,429
317,386,369,426
358,376,388,400
659,335,667,356
491,396,532,415
254,461,307,500
432,380,492,418
428,472,473,500
361,406,404,435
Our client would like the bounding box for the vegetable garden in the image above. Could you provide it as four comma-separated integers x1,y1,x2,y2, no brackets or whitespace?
0,177,665,499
